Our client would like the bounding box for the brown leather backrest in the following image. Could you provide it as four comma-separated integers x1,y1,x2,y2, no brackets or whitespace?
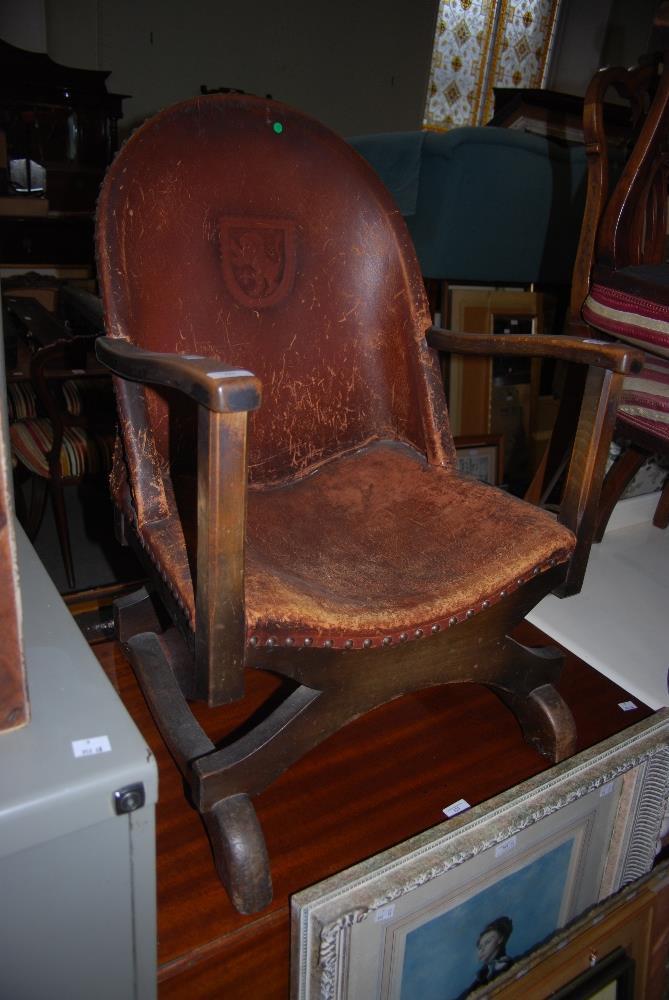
97,95,453,489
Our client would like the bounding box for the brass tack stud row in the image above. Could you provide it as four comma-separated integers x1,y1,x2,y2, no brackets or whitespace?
138,528,193,625
246,559,563,650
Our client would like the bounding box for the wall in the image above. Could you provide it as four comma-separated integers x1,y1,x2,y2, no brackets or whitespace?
1,0,659,137
0,0,46,51
549,0,658,96
39,0,439,138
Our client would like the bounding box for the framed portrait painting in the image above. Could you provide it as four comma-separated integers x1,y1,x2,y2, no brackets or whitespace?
484,858,669,997
454,435,503,486
549,948,635,1000
291,711,669,1000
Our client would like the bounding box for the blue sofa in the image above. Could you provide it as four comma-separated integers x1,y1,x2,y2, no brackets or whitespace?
348,128,588,286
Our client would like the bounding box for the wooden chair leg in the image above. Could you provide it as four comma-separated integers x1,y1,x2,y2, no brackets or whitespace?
50,480,76,590
114,586,165,642
12,470,27,526
117,570,576,914
121,626,274,913
117,600,576,914
595,444,647,541
485,641,576,762
652,476,669,529
202,794,272,914
23,476,48,540
524,363,587,507
520,684,577,761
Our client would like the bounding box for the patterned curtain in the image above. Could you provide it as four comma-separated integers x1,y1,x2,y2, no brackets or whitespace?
424,0,563,130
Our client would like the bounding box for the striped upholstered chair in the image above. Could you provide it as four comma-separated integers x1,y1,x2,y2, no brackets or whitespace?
6,301,115,589
570,49,669,535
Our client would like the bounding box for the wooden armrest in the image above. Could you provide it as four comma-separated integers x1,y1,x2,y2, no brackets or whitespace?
427,326,645,597
96,336,262,413
426,328,644,375
97,336,258,706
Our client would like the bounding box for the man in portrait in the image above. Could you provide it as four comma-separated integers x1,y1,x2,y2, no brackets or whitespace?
460,915,514,996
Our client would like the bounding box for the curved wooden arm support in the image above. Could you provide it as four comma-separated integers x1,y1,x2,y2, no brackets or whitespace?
195,405,249,705
97,335,262,706
426,327,644,374
95,336,262,413
427,327,643,595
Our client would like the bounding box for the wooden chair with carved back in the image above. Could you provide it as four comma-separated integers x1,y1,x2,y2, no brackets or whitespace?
95,94,641,914
574,42,669,534
529,15,669,534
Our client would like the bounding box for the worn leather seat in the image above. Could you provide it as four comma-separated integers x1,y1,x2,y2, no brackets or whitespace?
143,439,575,645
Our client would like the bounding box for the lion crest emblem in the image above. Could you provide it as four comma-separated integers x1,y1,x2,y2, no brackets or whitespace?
220,217,296,308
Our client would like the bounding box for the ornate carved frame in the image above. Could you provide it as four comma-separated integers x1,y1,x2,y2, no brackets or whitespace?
291,711,669,1000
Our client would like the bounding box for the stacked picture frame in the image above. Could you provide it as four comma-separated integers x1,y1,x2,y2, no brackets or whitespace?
291,711,669,999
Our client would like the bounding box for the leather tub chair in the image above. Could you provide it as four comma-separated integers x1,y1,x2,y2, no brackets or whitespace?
95,95,641,913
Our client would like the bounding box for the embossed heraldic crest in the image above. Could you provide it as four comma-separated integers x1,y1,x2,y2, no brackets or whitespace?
95,93,642,915
220,217,297,308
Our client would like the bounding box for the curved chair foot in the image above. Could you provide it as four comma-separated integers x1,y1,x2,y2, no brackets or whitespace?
653,477,669,529
202,793,273,914
498,683,577,763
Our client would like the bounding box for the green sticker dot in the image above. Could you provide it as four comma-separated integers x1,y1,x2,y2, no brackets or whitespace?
273,122,284,134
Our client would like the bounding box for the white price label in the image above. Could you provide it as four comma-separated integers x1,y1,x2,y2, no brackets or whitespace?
374,904,396,923
495,835,517,858
72,735,111,758
443,798,471,818
618,701,638,712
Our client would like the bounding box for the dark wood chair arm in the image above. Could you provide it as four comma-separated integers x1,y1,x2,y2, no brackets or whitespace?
426,327,644,375
427,326,641,596
95,336,262,414
96,335,259,706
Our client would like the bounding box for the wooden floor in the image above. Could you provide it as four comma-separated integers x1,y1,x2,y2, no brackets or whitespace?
91,622,653,998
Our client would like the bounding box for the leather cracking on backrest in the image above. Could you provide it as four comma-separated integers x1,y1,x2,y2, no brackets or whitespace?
97,94,455,501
